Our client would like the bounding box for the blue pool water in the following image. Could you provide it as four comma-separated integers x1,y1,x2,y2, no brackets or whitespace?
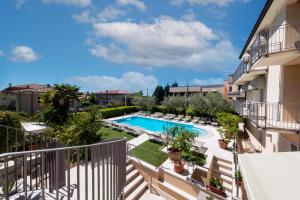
114,116,207,137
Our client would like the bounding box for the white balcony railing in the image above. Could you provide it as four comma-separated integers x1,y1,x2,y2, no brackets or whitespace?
233,101,300,131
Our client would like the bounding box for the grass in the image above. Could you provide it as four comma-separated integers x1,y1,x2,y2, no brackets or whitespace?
98,127,136,141
130,141,168,167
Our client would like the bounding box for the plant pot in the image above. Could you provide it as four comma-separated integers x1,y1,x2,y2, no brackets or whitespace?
236,179,243,187
168,148,180,161
218,139,228,149
207,185,226,197
174,160,185,173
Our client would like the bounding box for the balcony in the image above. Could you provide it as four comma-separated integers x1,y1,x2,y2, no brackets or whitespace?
233,101,300,131
227,91,245,98
249,24,300,67
233,24,300,85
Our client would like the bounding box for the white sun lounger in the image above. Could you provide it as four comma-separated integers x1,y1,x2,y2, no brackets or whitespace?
182,115,192,122
174,115,184,121
192,116,200,123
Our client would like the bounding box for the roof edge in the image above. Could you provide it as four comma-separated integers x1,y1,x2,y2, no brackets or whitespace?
239,0,274,59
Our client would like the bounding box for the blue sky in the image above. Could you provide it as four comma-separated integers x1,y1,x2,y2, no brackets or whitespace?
0,0,263,94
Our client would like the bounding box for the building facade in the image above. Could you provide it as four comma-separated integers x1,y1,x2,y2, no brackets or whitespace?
169,84,225,97
1,84,52,116
95,90,133,106
232,0,300,152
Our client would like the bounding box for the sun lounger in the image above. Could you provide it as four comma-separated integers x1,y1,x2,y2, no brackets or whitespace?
199,117,206,125
151,112,163,118
211,119,219,126
148,132,164,144
182,115,192,122
164,114,176,120
191,116,200,123
174,115,184,121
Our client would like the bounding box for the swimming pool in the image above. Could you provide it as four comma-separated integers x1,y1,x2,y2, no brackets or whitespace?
114,116,207,137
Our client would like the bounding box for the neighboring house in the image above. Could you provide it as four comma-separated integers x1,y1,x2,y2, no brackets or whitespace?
232,0,300,152
95,90,133,106
14,87,52,116
224,74,245,101
1,83,52,116
169,84,225,97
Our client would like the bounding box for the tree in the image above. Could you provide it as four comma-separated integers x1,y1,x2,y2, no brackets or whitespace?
132,96,155,111
153,85,165,104
161,96,186,114
135,90,143,97
164,84,170,97
171,82,178,87
39,84,80,125
56,106,102,146
0,94,16,111
89,93,98,105
188,95,208,116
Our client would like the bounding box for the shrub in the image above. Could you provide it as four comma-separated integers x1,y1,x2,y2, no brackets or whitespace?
132,96,156,111
216,112,243,142
210,177,223,190
186,107,195,116
161,96,186,114
0,94,16,111
0,111,22,153
100,106,140,119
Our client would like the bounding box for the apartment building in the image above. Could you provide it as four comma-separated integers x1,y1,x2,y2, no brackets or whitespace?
95,90,133,106
224,74,245,100
232,0,300,152
169,84,225,97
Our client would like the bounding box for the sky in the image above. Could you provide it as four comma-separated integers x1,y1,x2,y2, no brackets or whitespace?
0,0,264,94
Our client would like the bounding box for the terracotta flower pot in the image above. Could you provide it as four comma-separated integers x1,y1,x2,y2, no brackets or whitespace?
207,185,226,197
174,160,185,174
236,179,243,187
218,139,228,149
168,148,180,161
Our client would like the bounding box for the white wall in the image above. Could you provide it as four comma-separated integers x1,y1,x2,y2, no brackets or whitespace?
266,65,282,103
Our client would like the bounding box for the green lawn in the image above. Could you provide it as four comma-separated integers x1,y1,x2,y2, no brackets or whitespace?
130,141,168,167
98,127,136,141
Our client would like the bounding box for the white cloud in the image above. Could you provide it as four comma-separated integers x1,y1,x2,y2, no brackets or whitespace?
117,0,146,11
10,46,39,63
15,0,26,9
170,0,249,6
41,0,91,7
191,77,224,85
89,17,237,72
181,9,196,21
0,50,4,56
67,72,158,93
73,6,126,24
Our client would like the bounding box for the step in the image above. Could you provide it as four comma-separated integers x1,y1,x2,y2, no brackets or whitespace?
126,164,135,174
126,169,139,185
215,160,232,171
126,159,131,166
222,181,232,193
124,175,144,197
158,181,197,200
215,157,232,165
212,172,232,185
126,181,148,200
215,166,232,176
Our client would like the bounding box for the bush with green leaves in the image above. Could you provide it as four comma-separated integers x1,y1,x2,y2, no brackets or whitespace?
216,112,243,142
0,111,22,153
0,94,16,111
99,106,140,119
188,93,232,118
55,106,102,146
210,177,223,190
132,96,156,111
161,96,186,114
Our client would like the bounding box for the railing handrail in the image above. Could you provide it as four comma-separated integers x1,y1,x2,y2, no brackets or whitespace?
0,137,126,158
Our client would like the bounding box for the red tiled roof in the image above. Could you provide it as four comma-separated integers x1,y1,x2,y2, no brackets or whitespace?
1,84,51,93
96,90,132,95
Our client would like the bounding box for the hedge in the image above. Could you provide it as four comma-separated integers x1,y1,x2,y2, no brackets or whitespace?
100,106,141,119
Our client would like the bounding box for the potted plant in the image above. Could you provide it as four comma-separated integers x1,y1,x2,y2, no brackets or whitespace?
207,177,226,197
172,128,196,173
235,170,243,187
164,126,181,161
216,113,242,150
217,127,229,149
